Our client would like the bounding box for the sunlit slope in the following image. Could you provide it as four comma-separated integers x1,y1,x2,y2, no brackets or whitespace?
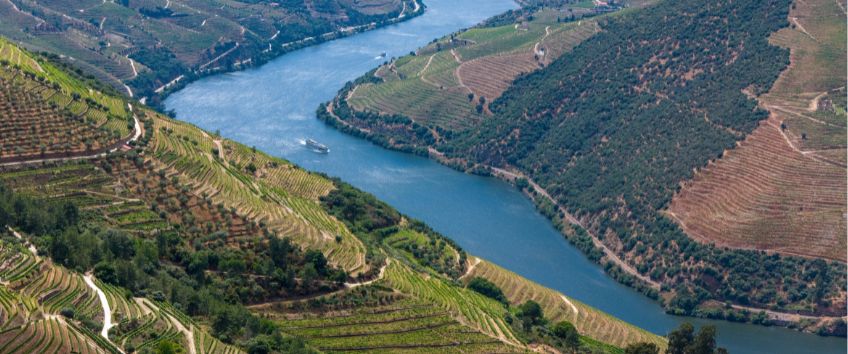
0,237,239,354
148,112,369,275
464,259,666,349
669,0,847,261
348,11,600,131
0,37,131,161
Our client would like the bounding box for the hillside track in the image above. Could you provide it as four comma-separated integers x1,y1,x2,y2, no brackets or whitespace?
668,0,847,262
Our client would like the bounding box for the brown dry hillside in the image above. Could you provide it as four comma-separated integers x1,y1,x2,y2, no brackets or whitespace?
668,0,847,262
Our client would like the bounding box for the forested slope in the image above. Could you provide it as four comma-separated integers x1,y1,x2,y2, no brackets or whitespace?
445,0,846,323
0,0,422,103
323,0,847,333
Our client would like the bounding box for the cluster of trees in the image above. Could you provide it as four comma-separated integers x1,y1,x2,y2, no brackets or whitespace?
128,0,421,106
318,95,436,156
405,0,846,318
320,178,467,278
467,276,508,305
0,179,341,352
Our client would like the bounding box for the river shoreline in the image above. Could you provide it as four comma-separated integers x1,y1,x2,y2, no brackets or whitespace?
141,0,426,110
163,0,847,350
319,87,847,337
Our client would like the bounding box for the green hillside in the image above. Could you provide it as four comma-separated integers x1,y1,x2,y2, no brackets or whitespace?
0,0,423,103
321,0,847,334
0,37,665,353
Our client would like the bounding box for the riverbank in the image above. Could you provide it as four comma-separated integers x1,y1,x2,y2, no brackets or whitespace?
163,0,846,350
319,91,847,337
141,0,426,110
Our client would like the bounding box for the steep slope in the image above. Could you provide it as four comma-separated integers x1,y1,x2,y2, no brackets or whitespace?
668,0,847,262
444,0,846,322
0,0,422,101
321,0,847,333
0,38,664,352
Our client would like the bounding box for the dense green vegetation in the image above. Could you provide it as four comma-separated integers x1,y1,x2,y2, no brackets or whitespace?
0,179,332,352
443,0,846,321
325,0,847,329
320,179,467,278
0,0,422,104
467,276,509,305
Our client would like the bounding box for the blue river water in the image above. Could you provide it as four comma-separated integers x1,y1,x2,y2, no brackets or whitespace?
164,0,846,352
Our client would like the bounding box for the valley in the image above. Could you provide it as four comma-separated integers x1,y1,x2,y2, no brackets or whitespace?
0,9,664,353
0,0,844,353
164,0,847,352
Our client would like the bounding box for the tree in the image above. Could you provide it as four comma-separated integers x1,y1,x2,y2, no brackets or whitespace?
154,339,185,354
518,300,543,327
624,342,659,354
552,321,580,348
467,277,508,305
667,323,694,354
304,249,328,275
667,323,726,354
515,177,530,190
94,262,118,284
688,325,718,354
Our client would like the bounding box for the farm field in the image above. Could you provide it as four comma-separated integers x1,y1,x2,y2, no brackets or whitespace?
0,0,420,98
326,0,848,330
668,0,847,261
463,259,666,349
147,112,369,275
276,292,524,353
0,32,670,354
0,38,131,161
347,11,601,131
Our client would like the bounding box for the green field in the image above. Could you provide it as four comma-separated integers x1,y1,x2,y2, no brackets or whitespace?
347,8,601,134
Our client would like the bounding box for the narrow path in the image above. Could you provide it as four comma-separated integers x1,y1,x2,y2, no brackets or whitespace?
154,75,185,94
199,43,240,70
489,166,660,290
458,256,480,280
82,274,119,343
139,298,196,354
418,54,438,86
0,114,142,167
7,226,38,260
250,258,391,310
345,258,390,288
213,139,224,160
790,17,816,41
560,295,579,317
485,164,845,322
808,91,827,111
127,57,138,78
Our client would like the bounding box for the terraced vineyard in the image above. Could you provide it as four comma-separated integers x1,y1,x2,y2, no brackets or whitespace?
465,260,666,349
277,290,524,353
458,20,600,101
0,38,132,161
668,0,847,261
0,35,668,353
347,10,600,131
381,261,521,346
0,0,419,98
0,239,118,354
0,317,110,354
0,242,102,326
148,113,369,275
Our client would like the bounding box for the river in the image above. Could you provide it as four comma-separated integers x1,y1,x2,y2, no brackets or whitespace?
163,0,845,352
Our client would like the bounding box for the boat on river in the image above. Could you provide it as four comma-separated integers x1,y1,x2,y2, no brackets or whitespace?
306,138,329,153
